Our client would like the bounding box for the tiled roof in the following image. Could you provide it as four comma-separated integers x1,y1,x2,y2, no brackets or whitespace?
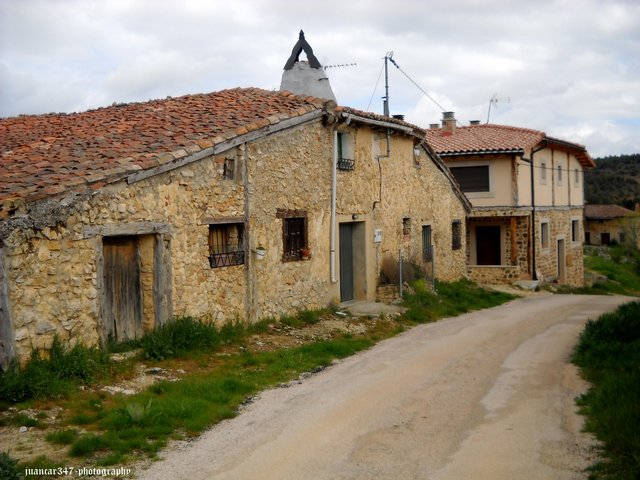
585,204,635,220
335,106,425,134
425,124,543,155
0,88,325,218
425,123,594,167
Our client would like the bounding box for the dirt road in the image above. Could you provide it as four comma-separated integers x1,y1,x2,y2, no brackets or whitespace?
136,294,630,480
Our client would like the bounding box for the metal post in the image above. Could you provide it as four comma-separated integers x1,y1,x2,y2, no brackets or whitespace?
383,52,392,117
431,244,436,292
399,249,403,297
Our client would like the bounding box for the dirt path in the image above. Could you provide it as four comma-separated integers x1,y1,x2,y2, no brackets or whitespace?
135,294,630,480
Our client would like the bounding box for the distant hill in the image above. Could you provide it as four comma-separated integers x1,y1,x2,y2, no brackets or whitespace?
585,153,640,208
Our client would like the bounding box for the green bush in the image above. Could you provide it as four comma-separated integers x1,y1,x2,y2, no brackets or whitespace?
573,301,640,479
0,337,111,404
141,317,221,360
0,452,21,480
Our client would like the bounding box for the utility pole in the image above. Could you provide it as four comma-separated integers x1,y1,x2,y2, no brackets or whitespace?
383,52,393,117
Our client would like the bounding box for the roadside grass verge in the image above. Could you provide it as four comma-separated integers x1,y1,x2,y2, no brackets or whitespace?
55,337,374,465
402,278,517,323
2,279,517,472
0,337,112,405
576,245,640,296
572,301,640,479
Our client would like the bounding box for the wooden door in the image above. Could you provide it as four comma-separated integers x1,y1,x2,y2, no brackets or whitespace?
0,244,13,370
103,236,143,341
557,239,566,283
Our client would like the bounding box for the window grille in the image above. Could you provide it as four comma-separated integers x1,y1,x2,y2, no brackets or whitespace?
422,225,433,261
208,223,244,268
283,217,307,260
337,132,355,171
452,220,462,250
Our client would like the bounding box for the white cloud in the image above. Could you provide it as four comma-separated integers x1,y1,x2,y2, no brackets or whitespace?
0,0,638,156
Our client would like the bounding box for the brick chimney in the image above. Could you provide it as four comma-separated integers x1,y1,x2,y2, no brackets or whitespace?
442,111,456,134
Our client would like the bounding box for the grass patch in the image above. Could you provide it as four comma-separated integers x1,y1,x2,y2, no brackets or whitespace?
16,283,513,469
572,301,640,479
45,428,79,445
0,452,21,480
0,336,111,404
581,245,640,295
141,317,222,361
62,335,373,461
402,278,516,323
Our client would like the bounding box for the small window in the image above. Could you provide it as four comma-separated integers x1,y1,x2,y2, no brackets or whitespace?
571,220,580,243
223,158,235,180
402,217,411,237
452,220,462,250
541,222,549,249
209,223,244,268
557,165,563,184
450,166,490,193
574,168,580,186
422,225,433,261
620,232,626,244
540,161,547,184
337,132,355,171
283,216,307,261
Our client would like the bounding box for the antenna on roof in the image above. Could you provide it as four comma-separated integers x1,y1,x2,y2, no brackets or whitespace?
486,94,511,123
323,63,357,70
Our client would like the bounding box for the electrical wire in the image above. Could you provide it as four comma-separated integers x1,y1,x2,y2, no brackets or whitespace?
388,57,448,113
366,61,385,112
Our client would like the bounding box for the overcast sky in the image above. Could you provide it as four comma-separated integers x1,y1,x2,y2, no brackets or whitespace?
1,0,638,157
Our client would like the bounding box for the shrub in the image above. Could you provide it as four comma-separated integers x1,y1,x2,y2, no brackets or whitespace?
0,452,21,480
573,301,640,479
0,336,111,404
141,317,220,360
46,429,79,445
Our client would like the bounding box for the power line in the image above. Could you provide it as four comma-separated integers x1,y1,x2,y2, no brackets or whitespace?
387,57,448,113
367,61,385,112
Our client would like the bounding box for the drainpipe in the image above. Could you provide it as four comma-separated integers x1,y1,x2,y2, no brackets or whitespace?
523,142,547,280
330,128,338,283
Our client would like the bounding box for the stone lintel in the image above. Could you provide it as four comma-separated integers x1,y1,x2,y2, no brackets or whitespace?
83,222,172,239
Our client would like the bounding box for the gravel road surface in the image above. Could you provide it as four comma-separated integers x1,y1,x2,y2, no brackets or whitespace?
136,294,630,480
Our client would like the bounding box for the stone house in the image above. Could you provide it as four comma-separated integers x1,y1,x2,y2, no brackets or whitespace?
0,79,469,366
425,113,595,285
584,204,640,247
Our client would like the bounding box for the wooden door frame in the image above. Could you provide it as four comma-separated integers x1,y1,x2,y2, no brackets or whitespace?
93,225,172,345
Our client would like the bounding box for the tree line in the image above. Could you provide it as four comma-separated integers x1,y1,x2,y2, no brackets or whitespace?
585,153,640,208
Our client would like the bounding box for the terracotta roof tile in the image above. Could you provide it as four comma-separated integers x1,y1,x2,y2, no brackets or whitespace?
0,88,326,214
425,124,544,155
424,123,594,168
584,204,635,220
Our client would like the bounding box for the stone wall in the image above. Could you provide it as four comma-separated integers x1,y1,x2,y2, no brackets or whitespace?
467,265,521,284
535,207,584,286
1,117,469,364
336,125,468,289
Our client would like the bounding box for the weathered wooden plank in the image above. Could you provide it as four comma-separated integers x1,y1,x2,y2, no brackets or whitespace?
84,222,171,239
